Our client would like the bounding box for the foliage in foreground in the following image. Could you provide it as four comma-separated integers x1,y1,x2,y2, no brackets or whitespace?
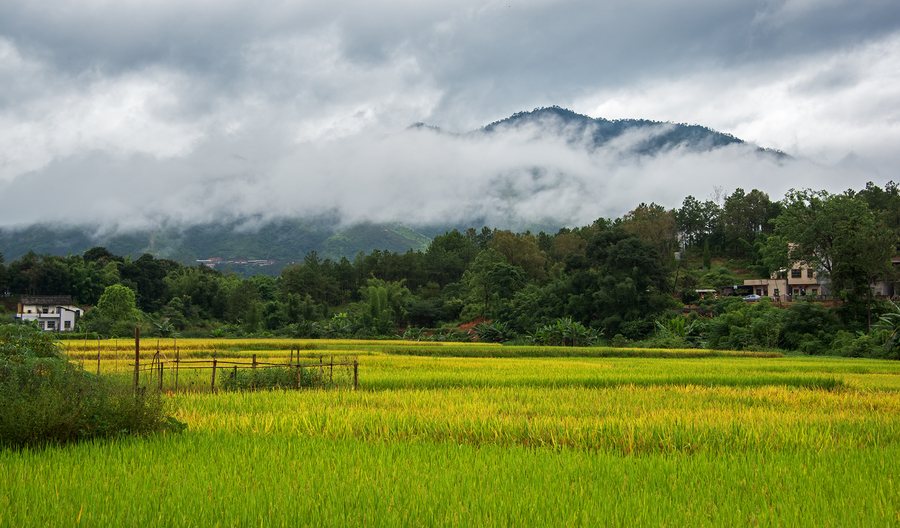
0,323,182,448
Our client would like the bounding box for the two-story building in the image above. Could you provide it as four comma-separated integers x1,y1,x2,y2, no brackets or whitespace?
15,295,83,332
743,264,830,302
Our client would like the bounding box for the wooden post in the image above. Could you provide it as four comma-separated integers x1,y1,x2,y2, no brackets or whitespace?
97,339,101,375
157,340,161,390
211,355,217,392
353,360,358,391
252,354,257,370
133,325,140,395
330,355,334,387
175,348,180,392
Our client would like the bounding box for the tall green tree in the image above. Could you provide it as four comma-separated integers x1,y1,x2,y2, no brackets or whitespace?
97,284,138,322
359,278,411,334
775,189,895,330
460,249,525,320
722,188,773,256
621,202,678,261
675,196,705,249
120,254,175,312
488,230,547,283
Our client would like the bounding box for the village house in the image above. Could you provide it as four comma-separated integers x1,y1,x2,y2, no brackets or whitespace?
743,255,900,302
15,295,83,332
743,263,828,302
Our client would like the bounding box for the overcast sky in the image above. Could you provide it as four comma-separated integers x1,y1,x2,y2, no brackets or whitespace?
1,0,898,232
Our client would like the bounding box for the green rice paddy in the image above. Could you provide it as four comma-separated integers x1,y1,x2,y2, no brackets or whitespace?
2,339,899,526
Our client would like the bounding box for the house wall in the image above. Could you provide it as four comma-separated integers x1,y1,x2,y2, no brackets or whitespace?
743,263,830,301
16,303,82,332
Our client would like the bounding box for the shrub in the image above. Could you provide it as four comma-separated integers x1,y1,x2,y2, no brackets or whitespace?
219,366,322,391
529,317,601,347
780,301,840,350
829,331,886,358
0,323,182,448
472,321,516,343
402,327,428,341
426,330,470,342
609,334,628,348
646,335,694,349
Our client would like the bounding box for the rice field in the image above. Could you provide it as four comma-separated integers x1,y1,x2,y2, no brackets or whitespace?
2,339,899,526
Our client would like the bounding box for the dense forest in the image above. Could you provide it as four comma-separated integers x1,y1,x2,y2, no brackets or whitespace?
2,181,899,358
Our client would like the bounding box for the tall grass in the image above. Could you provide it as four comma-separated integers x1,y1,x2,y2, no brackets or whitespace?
1,432,897,526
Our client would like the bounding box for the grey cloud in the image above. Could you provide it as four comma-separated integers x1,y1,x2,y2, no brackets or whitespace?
0,0,898,234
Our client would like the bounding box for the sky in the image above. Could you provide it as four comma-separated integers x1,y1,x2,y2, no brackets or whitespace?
1,0,899,232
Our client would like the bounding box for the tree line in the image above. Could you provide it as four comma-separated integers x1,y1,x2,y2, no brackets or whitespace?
1,182,898,356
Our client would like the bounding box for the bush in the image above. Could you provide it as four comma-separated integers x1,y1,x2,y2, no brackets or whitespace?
472,321,516,343
0,323,182,448
829,331,886,358
609,334,628,348
780,301,840,350
529,317,602,347
646,336,694,349
219,366,321,391
426,329,471,342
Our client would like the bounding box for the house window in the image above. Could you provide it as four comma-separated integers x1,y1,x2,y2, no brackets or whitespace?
791,269,802,278
64,321,71,330
807,269,814,278
38,321,45,330
42,307,48,314
46,321,55,330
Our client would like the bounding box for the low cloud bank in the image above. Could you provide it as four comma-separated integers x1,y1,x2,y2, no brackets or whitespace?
0,118,878,236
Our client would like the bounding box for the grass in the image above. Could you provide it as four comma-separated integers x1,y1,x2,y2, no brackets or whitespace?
2,340,899,526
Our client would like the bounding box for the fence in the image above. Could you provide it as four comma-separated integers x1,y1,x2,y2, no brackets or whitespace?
62,327,359,393
136,349,358,393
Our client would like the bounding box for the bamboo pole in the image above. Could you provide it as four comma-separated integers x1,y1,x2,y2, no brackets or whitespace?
211,354,217,392
133,325,140,394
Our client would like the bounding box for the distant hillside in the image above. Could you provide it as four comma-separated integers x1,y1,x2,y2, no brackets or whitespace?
0,219,435,277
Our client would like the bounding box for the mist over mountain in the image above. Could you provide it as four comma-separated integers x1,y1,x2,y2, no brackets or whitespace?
0,107,850,271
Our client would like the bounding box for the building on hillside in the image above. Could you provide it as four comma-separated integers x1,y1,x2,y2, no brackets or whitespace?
743,264,830,302
15,295,83,332
874,256,900,299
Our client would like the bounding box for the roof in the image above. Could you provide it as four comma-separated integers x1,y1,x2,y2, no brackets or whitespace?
19,295,75,306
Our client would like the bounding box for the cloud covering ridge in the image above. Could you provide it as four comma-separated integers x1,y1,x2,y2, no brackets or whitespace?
0,0,897,234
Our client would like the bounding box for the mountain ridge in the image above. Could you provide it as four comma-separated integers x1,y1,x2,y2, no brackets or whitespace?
0,107,788,272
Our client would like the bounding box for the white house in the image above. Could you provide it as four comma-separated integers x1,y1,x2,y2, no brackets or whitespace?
16,295,83,332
